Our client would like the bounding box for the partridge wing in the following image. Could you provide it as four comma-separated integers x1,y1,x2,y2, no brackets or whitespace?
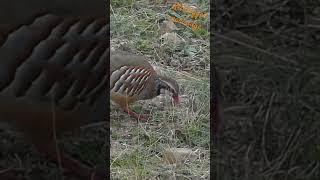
110,66,153,98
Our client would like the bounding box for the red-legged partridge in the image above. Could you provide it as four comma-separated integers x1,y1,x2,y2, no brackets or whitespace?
0,13,108,180
110,51,180,121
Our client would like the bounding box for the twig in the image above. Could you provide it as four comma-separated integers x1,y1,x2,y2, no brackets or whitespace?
261,92,275,168
212,32,298,66
50,96,64,180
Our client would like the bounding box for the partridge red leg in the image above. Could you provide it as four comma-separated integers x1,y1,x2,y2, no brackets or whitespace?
34,143,106,180
123,107,148,122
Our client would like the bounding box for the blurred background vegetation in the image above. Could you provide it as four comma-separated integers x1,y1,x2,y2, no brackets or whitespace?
213,0,320,179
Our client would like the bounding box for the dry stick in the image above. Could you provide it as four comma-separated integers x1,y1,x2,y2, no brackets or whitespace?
298,99,320,115
271,132,300,173
211,32,298,66
138,117,150,138
51,95,64,180
287,133,318,177
212,65,222,141
212,0,245,25
14,154,23,168
90,170,96,180
305,162,319,178
262,126,302,176
244,143,253,180
218,55,300,71
80,121,108,129
302,0,309,44
153,48,164,64
110,4,118,22
261,93,275,168
237,0,290,28
110,143,128,167
275,127,302,169
306,24,320,29
296,161,317,177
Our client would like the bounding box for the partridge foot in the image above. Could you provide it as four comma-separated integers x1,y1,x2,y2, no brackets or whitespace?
34,142,107,180
123,107,149,122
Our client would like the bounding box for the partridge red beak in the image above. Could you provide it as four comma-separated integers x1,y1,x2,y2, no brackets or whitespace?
172,95,180,106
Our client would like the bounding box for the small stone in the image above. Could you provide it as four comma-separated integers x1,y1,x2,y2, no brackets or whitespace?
160,32,185,46
160,20,178,34
163,148,196,164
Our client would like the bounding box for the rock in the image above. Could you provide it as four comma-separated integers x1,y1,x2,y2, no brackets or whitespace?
163,148,196,164
160,32,185,46
160,20,178,34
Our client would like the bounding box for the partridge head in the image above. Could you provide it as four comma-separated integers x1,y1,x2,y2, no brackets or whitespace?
110,51,180,121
